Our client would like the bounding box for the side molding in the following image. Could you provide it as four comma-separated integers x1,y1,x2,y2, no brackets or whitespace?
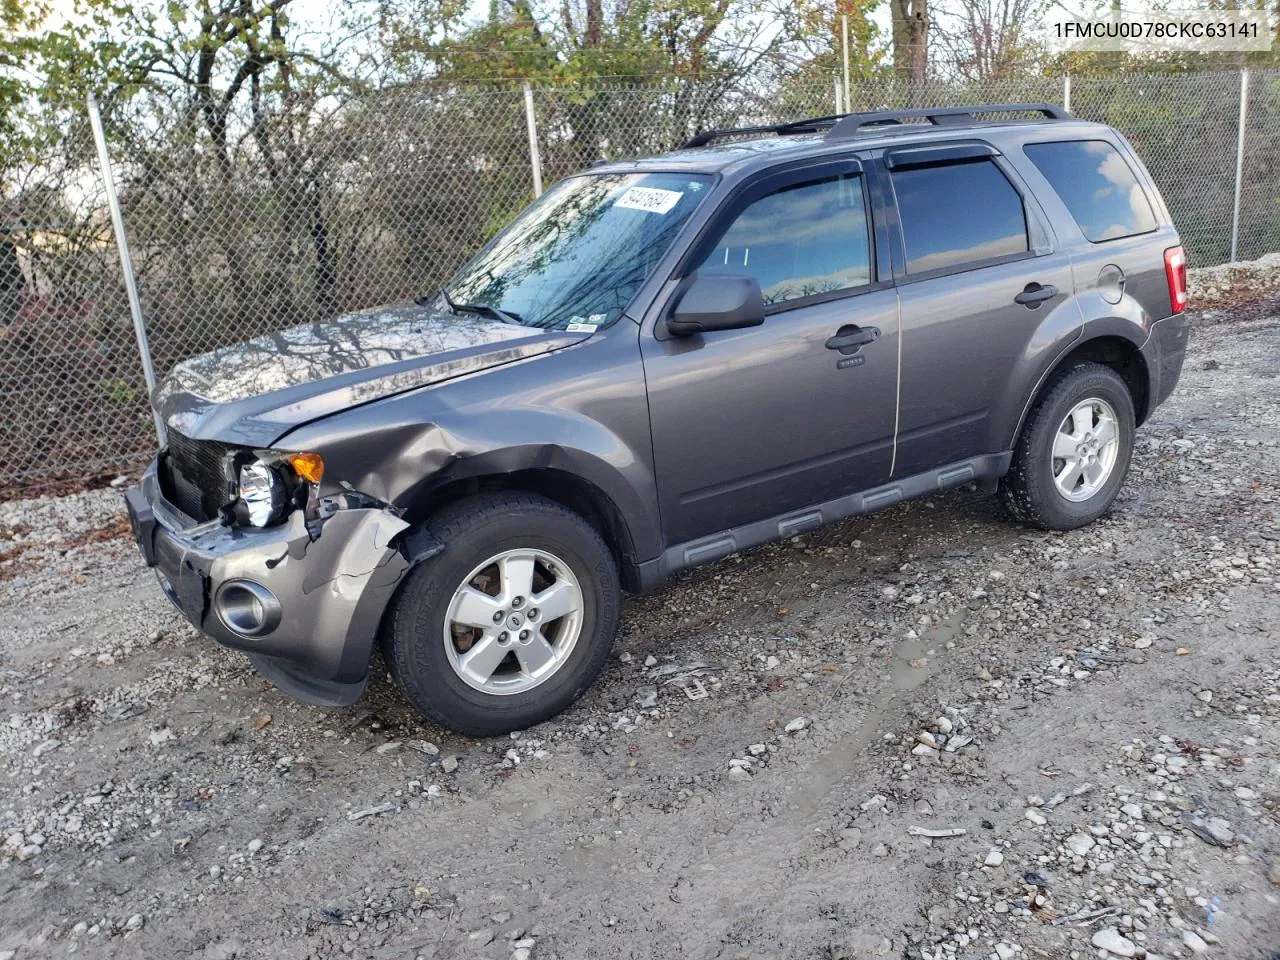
634,452,1012,591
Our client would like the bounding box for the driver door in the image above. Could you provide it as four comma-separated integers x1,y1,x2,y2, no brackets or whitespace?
640,159,900,547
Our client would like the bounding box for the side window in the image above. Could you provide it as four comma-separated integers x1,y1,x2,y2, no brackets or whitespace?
1024,139,1157,243
697,174,871,306
891,159,1029,275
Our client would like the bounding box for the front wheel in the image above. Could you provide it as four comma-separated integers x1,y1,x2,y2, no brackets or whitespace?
383,493,620,736
999,362,1136,531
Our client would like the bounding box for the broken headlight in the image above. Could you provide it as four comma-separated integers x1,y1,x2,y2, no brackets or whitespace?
238,460,287,527
232,452,325,528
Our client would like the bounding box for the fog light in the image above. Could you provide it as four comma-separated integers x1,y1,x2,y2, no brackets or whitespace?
215,580,282,637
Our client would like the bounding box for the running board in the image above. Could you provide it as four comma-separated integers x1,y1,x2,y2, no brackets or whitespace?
636,452,1012,591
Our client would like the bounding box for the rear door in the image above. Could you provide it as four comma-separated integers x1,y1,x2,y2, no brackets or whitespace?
641,158,899,546
879,142,1079,477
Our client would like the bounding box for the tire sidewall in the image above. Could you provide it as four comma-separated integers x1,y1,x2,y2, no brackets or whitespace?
389,501,619,734
1024,367,1136,528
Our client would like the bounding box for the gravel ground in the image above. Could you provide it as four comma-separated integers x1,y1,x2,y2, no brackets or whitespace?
1,298,1278,960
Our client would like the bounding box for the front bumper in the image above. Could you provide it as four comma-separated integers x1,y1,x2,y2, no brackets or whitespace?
124,462,413,705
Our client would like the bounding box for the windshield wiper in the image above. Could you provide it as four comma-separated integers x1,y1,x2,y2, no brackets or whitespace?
414,288,523,325
451,300,524,325
414,288,458,311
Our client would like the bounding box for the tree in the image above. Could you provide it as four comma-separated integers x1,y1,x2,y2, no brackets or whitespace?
932,0,1048,81
889,0,927,81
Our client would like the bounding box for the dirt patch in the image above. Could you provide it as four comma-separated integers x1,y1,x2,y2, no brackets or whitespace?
0,317,1277,960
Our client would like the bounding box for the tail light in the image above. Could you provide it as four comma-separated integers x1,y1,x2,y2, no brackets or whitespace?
1164,245,1187,315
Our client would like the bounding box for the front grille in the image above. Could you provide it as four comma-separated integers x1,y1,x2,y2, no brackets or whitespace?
160,432,240,522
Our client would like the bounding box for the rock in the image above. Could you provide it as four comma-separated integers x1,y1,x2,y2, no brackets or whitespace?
375,741,401,754
125,914,145,932
468,928,495,946
512,950,531,960
935,716,954,735
248,838,264,854
1182,930,1209,954
1024,809,1047,826
0,951,15,960
347,802,395,821
409,740,439,755
1065,833,1096,857
210,865,222,879
994,944,1017,960
748,743,767,756
643,655,657,667
634,686,658,709
441,756,459,774
1185,815,1234,847
1268,860,1280,886
784,717,809,733
1091,926,1137,957
1121,803,1144,820
1195,690,1213,703
984,848,1004,867
727,764,752,782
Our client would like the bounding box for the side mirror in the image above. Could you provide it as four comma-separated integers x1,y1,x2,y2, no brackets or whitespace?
667,273,766,337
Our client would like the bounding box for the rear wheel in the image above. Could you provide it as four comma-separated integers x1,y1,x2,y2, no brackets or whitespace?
999,362,1135,530
384,493,619,736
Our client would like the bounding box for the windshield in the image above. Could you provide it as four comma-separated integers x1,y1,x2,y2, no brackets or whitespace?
443,171,714,331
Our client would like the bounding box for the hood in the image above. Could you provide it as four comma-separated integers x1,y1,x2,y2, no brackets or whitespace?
154,301,589,447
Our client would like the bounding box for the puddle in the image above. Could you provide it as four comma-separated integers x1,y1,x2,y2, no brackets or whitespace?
888,609,966,691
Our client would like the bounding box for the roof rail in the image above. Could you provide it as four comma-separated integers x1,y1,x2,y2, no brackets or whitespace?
679,113,845,149
827,103,1070,140
678,102,1070,150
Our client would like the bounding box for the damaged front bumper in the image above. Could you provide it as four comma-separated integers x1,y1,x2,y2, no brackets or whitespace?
124,461,430,706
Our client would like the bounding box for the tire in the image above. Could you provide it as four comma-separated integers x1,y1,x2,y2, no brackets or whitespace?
999,362,1136,531
383,493,620,736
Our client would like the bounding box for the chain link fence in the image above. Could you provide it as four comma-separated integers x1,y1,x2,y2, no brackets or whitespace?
1,70,1276,492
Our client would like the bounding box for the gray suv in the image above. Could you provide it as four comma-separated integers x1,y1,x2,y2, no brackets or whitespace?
124,103,1189,735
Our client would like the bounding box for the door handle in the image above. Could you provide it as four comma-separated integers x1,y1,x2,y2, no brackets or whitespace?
1014,283,1058,307
825,325,880,354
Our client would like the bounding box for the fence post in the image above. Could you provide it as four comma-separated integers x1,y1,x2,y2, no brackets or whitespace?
87,93,166,446
834,77,844,114
523,83,543,199
1230,68,1249,262
841,15,851,111
1063,73,1071,114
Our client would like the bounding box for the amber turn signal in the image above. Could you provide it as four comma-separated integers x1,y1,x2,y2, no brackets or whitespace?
287,452,325,484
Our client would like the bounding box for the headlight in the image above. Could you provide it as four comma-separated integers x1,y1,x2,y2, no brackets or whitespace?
238,461,286,527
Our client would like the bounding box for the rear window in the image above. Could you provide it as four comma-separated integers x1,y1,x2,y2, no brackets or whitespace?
891,159,1029,275
1024,140,1157,243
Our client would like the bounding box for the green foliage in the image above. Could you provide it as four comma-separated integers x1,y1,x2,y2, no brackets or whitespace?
100,377,138,407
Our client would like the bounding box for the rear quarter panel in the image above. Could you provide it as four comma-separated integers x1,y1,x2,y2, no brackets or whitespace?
999,126,1182,439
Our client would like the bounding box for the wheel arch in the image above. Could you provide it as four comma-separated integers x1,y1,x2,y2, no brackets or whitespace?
1011,333,1151,449
402,464,644,592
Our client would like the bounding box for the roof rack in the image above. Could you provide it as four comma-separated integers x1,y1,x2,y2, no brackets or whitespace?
680,113,847,150
679,102,1070,150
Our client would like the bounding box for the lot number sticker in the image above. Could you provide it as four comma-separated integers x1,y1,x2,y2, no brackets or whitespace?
614,186,682,215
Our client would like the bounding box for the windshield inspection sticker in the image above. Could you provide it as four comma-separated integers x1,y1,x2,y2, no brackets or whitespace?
565,322,598,333
614,186,682,215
